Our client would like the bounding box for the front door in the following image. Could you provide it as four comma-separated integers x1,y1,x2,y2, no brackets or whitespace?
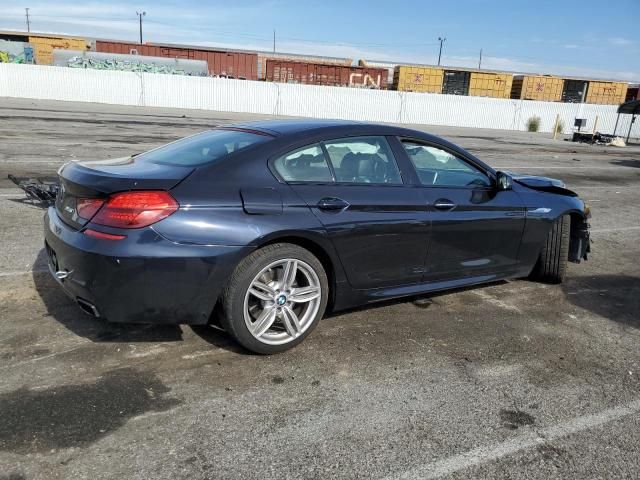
398,139,526,282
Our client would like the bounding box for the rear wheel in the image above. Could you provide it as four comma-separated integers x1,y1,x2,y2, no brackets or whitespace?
220,243,328,354
530,214,570,284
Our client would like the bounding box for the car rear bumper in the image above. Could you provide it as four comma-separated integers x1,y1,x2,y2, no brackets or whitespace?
44,207,251,325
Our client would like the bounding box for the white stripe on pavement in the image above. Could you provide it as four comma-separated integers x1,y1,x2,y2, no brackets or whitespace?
388,399,640,480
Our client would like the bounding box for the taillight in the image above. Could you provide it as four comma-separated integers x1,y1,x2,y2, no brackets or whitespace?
91,191,178,229
77,198,104,220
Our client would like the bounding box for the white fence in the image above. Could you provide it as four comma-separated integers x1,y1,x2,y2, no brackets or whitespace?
1,63,638,139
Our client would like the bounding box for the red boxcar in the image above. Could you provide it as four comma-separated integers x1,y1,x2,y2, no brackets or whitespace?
265,60,388,89
95,41,258,80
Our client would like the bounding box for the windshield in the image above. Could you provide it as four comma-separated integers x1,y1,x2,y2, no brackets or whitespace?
135,129,270,166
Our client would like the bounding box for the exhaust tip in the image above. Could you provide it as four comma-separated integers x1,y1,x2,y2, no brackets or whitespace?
76,297,100,318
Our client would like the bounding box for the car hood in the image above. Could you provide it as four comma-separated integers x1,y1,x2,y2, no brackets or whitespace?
506,172,578,197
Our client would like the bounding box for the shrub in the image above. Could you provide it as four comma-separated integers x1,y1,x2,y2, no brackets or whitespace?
527,116,541,132
555,119,565,135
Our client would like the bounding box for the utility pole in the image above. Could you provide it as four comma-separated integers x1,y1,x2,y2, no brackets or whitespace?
25,8,31,32
437,37,446,66
478,48,482,69
273,30,276,53
136,11,146,44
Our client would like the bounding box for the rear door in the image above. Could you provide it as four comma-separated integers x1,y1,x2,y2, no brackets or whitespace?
398,139,526,281
272,137,430,290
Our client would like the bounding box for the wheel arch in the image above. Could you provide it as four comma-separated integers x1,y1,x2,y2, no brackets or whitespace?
253,232,345,312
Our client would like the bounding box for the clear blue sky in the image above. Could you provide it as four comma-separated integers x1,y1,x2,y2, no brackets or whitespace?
2,0,638,80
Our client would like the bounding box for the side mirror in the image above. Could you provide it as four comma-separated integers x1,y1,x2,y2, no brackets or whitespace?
496,171,513,191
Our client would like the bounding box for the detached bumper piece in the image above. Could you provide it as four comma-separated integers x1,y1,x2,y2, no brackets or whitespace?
8,174,59,206
569,221,590,263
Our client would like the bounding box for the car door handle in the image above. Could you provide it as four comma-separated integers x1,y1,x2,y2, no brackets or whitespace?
433,199,456,211
317,197,349,211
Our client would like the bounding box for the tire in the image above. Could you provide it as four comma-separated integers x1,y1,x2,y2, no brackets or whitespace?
530,214,570,284
220,243,329,354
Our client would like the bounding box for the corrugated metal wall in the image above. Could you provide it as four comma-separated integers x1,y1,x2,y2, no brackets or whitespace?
95,41,258,79
1,63,638,139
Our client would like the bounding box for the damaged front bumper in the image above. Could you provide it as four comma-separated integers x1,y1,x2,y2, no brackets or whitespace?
569,216,591,263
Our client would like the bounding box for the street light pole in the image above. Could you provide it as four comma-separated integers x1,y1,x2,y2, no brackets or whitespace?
437,37,446,66
25,8,31,32
136,11,146,44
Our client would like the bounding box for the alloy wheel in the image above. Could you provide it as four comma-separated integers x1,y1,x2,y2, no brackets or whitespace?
243,258,322,345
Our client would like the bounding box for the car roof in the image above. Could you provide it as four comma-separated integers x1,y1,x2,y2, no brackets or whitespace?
227,119,364,136
221,118,444,142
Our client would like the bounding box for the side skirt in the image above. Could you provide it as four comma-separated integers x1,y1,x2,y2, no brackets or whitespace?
332,266,531,312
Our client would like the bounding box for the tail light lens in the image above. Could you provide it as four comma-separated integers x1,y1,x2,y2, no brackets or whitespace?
91,191,179,229
77,198,105,220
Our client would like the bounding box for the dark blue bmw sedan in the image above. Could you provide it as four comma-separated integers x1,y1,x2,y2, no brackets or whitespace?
44,120,590,353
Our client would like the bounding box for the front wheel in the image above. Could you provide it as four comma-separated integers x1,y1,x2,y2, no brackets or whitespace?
530,214,570,284
220,243,329,354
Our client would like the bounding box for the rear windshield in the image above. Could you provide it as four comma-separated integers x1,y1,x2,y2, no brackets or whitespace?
135,129,270,166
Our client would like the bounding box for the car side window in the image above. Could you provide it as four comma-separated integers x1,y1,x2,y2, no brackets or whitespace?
401,140,491,188
273,144,333,182
323,136,402,184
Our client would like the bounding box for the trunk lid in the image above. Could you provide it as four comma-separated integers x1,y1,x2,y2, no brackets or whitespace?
56,156,193,229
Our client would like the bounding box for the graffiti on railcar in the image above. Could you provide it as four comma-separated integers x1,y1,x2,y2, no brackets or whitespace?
349,73,382,89
65,56,207,76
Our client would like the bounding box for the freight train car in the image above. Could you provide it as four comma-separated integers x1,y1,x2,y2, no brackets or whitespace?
265,60,388,89
393,65,443,93
560,78,628,105
28,35,88,64
511,75,563,102
258,52,352,80
585,81,628,105
95,40,258,79
393,65,512,98
469,71,512,98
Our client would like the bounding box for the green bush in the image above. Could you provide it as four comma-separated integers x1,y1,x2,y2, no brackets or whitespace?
527,116,541,132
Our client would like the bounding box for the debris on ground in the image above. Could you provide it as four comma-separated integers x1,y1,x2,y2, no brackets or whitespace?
571,132,625,146
8,174,59,206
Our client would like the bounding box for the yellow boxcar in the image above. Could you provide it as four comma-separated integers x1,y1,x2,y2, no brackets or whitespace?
469,72,513,98
511,75,563,102
585,81,628,105
28,35,88,65
393,65,444,93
